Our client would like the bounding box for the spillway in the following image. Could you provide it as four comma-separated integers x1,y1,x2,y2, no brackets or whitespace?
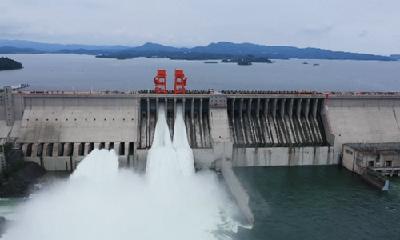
227,97,326,147
139,97,212,149
3,103,240,240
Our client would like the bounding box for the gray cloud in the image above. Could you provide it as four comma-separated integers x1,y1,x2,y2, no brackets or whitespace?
302,25,334,36
0,0,399,54
358,30,368,38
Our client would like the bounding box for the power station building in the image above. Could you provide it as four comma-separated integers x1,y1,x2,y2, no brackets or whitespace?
342,143,400,177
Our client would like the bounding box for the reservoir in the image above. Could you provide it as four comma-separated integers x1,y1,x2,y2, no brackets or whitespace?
0,54,400,91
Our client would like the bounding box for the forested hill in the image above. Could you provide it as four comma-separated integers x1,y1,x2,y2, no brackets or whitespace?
0,57,23,71
97,42,394,61
0,39,396,61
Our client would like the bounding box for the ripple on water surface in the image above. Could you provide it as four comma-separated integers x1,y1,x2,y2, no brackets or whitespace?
234,166,400,240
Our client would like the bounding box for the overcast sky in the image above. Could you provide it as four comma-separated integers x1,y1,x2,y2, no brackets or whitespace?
0,0,399,54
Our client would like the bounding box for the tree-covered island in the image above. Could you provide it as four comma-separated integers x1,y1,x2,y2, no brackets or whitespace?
0,57,23,71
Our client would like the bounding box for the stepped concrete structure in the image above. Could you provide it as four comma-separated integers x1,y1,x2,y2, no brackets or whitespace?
1,88,400,171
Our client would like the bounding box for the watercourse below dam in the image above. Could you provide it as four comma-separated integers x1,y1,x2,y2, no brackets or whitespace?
2,103,242,240
1,89,400,238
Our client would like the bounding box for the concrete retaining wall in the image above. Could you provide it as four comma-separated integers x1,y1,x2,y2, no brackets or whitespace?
221,159,254,225
11,96,138,143
326,97,400,163
232,146,334,166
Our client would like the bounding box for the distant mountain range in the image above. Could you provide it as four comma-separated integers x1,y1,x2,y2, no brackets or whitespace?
390,54,400,60
0,39,396,61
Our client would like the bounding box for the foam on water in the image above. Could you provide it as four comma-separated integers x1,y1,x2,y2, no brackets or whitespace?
3,104,239,240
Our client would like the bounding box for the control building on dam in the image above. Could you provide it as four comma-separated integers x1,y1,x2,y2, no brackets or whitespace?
1,86,400,172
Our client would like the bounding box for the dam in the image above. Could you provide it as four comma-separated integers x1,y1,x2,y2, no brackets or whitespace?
1,87,400,172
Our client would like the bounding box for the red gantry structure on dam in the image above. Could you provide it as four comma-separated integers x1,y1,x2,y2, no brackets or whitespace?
154,69,187,94
174,69,187,94
154,69,167,94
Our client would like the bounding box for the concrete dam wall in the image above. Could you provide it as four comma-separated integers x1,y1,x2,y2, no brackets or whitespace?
326,95,400,162
8,93,138,170
1,88,400,171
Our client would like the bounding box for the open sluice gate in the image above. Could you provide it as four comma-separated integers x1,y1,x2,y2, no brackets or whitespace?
138,97,212,149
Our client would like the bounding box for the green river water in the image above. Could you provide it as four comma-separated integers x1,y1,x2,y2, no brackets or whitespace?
1,166,399,239
234,166,400,240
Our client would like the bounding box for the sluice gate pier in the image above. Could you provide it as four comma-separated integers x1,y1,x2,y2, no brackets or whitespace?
2,88,400,173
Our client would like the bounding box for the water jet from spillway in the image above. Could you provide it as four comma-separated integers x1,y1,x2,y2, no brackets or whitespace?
146,104,194,182
3,104,239,240
173,105,195,177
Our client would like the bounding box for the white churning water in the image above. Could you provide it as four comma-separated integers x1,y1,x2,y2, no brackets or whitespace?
3,104,239,240
146,104,194,182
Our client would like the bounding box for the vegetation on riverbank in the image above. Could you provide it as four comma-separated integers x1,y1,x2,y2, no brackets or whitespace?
0,144,45,198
